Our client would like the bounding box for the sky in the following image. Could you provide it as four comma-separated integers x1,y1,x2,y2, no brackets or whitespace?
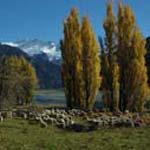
0,0,149,43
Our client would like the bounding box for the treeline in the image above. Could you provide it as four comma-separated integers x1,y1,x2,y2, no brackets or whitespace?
0,56,37,109
0,0,148,112
61,0,149,112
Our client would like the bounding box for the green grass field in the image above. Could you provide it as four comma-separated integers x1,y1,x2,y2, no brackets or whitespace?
0,119,150,150
0,90,149,150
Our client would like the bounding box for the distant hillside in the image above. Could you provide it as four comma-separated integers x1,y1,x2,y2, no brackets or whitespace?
31,53,62,89
0,43,62,89
0,44,30,59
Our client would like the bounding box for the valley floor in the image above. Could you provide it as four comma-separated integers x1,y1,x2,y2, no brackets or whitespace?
0,119,150,150
34,89,103,108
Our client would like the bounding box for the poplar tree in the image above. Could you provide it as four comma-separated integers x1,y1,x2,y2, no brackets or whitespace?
117,1,148,111
81,17,101,109
60,8,84,108
0,56,17,108
19,57,37,105
100,46,110,110
117,0,125,111
103,1,120,111
117,2,136,111
112,58,120,111
125,28,148,111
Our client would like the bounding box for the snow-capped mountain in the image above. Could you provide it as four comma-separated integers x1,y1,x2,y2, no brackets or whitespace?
2,39,61,61
0,43,62,88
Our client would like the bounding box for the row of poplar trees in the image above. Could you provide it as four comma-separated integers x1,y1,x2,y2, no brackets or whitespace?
102,0,148,112
61,0,148,112
61,8,100,109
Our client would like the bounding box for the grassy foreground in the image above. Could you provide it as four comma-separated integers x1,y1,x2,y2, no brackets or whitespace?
0,119,150,150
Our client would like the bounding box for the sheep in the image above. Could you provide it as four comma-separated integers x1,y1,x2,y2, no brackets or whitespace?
44,109,51,115
39,116,48,128
23,112,28,120
48,117,57,125
0,112,3,123
43,115,50,121
0,116,3,122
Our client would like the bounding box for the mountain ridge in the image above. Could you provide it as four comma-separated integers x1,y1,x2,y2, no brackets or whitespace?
2,39,61,62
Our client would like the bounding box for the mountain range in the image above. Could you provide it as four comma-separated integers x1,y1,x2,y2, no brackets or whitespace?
2,39,61,62
0,39,62,89
1,37,150,89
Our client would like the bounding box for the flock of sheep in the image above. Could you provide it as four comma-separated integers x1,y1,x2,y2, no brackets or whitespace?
0,108,86,129
0,108,147,132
